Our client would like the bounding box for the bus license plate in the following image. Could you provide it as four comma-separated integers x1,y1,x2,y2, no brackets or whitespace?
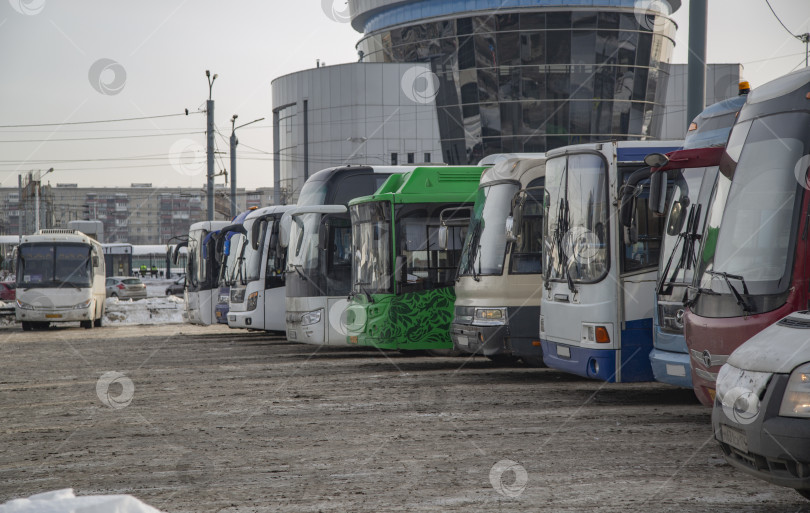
556,345,571,358
720,424,748,453
456,335,469,347
288,330,297,340
45,314,62,319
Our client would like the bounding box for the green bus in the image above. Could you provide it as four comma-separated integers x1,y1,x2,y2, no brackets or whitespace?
344,166,485,350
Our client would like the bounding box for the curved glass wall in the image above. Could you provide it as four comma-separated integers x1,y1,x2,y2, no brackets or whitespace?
357,10,676,164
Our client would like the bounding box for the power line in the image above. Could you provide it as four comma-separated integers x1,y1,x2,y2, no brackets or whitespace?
764,0,803,39
0,131,205,143
0,111,200,129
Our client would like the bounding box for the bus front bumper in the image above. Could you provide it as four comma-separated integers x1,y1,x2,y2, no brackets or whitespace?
16,305,93,323
451,323,509,356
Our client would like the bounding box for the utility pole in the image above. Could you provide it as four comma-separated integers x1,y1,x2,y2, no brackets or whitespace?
206,70,218,221
230,115,264,217
35,168,54,232
17,174,22,241
686,0,707,127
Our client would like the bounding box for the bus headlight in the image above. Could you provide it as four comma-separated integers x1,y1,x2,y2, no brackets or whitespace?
779,363,810,418
231,288,245,303
300,309,322,326
473,307,507,326
16,300,34,310
247,292,258,311
73,299,92,310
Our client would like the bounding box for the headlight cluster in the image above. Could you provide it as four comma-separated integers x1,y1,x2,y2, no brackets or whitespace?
230,288,245,303
16,300,34,310
300,309,322,326
73,299,92,310
246,292,258,311
218,294,230,304
473,307,507,326
658,303,685,333
779,362,810,418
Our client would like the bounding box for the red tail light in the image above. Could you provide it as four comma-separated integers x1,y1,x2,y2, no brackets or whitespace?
117,284,125,289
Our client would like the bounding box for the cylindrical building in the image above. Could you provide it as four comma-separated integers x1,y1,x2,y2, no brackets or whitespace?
350,0,681,164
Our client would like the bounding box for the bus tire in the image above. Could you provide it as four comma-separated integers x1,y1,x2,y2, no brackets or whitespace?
21,321,32,331
486,354,520,365
94,317,103,328
521,355,546,368
81,320,93,329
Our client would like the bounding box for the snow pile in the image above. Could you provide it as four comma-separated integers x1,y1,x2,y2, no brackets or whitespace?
104,296,185,325
0,488,164,513
139,277,180,298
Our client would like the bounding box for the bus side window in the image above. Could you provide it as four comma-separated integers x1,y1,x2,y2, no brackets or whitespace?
623,183,666,273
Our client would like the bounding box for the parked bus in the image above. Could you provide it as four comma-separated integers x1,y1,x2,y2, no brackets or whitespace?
345,166,485,350
184,220,230,325
212,210,253,324
15,229,106,330
643,95,746,388
283,166,415,346
450,157,546,365
539,140,682,382
684,67,810,406
227,205,297,331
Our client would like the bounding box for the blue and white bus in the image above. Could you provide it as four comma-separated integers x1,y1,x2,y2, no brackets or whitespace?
539,140,681,382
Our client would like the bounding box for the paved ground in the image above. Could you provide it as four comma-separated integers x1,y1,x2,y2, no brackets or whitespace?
0,324,808,512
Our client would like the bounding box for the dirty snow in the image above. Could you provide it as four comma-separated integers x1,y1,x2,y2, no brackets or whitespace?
0,488,164,513
104,296,185,325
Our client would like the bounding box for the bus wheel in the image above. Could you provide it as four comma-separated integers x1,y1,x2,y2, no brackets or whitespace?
426,348,463,357
797,489,810,501
486,354,520,365
81,320,94,329
521,355,546,368
21,321,32,331
94,317,103,328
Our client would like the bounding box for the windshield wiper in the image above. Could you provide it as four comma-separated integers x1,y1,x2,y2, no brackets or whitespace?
353,282,375,303
706,270,751,315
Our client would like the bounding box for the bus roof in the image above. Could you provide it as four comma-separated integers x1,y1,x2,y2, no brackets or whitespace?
21,230,100,246
188,220,230,232
305,165,420,184
244,204,298,221
545,140,683,163
349,166,486,206
480,157,545,187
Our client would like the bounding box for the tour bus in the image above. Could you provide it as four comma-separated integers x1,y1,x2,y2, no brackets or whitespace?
345,166,485,350
450,157,547,365
283,166,415,346
684,67,810,406
15,229,106,330
644,95,746,388
227,205,297,331
539,140,682,382
184,220,230,325
212,209,253,324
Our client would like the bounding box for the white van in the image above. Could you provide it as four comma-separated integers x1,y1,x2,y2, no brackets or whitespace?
15,229,106,330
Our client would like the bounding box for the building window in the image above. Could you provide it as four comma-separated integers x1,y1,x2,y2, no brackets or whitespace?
407,153,415,164
424,153,431,163
391,153,398,165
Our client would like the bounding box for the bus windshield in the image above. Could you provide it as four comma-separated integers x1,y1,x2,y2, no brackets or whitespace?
245,220,269,283
458,183,518,277
18,243,92,288
351,201,392,294
223,233,244,286
696,111,810,305
544,154,609,284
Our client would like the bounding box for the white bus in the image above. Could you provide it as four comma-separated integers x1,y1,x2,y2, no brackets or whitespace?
15,229,106,330
184,220,230,325
227,205,297,331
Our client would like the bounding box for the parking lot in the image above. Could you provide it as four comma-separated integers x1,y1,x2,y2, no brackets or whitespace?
1,324,807,512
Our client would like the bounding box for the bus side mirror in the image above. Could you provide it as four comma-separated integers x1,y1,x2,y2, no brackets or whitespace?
437,225,448,250
395,255,407,285
278,212,293,249
251,221,262,250
505,215,517,243
649,171,667,216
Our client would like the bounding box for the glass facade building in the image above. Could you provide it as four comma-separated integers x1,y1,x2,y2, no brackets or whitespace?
351,0,680,164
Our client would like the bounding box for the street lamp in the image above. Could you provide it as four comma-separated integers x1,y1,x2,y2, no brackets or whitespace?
205,70,218,221
230,115,264,217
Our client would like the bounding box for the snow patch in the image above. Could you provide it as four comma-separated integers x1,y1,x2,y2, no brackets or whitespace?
0,488,164,513
104,296,185,326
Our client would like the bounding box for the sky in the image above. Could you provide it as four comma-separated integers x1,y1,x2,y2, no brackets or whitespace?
0,0,808,192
